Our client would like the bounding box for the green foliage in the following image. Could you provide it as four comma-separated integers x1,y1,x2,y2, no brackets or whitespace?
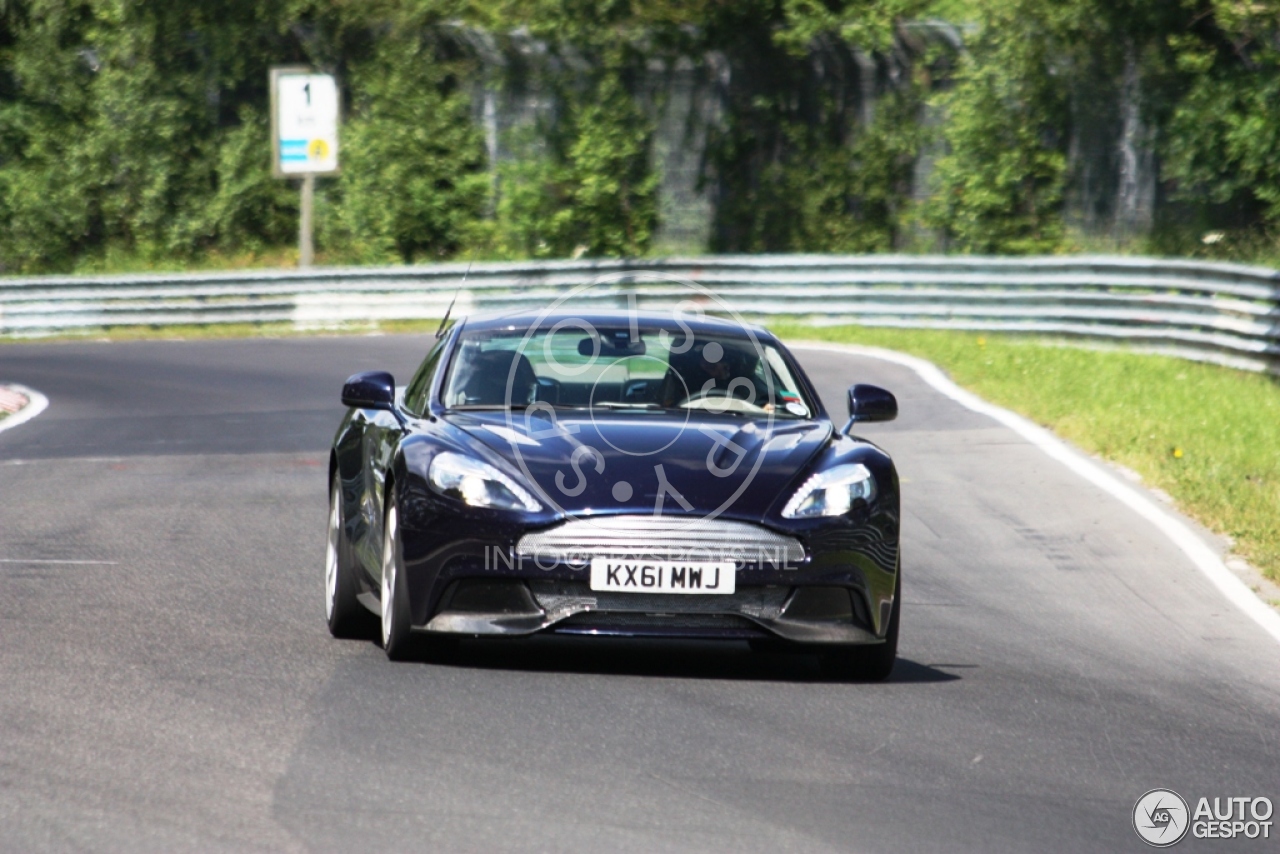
0,2,100,269
700,0,926,253
921,0,1068,254
777,0,922,54
8,0,1280,268
706,89,922,255
200,107,300,253
796,86,925,253
326,29,489,263
1163,6,1280,229
486,131,560,259
487,71,657,259
553,72,658,257
0,0,302,271
0,0,671,269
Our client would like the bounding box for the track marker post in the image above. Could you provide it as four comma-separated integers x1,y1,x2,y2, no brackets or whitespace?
270,66,340,268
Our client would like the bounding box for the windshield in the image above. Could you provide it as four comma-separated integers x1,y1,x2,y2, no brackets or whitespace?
442,325,814,419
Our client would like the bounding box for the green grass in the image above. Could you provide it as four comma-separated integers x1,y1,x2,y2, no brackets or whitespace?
0,320,390,344
772,322,1280,585
0,317,469,345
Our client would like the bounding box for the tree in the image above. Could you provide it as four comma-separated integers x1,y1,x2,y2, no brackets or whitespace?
327,23,489,263
921,0,1069,254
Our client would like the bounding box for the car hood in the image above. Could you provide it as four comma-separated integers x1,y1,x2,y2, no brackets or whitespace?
444,409,832,521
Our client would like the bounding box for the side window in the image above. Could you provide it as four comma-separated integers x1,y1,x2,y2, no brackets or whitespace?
403,340,446,416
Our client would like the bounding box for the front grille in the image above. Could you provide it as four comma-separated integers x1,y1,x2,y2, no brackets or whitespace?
516,515,805,566
529,580,790,620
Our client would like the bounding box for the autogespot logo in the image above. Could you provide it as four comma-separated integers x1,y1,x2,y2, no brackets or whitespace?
1133,789,1276,845
1133,789,1190,847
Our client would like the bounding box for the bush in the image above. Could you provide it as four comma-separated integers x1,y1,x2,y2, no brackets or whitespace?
326,30,489,263
921,0,1068,254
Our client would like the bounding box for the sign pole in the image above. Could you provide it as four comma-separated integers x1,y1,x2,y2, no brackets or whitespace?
299,173,315,268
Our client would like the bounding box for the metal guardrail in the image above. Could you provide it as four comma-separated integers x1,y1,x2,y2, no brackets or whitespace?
2,255,1278,372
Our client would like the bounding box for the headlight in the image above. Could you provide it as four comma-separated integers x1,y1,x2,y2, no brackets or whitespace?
781,463,875,518
428,452,542,512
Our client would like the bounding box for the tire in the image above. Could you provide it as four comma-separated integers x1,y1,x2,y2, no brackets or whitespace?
380,485,416,660
326,471,372,638
820,567,900,682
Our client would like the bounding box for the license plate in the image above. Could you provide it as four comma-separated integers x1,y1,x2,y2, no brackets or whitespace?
589,558,736,594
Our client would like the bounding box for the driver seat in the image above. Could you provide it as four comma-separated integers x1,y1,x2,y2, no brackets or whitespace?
658,345,707,406
458,349,538,405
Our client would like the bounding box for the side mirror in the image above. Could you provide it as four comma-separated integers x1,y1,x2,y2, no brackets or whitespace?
342,371,396,410
847,383,897,425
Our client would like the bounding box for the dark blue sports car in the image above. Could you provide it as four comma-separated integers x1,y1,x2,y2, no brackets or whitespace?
326,309,902,679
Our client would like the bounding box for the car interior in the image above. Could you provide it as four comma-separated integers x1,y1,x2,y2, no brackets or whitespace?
447,329,793,413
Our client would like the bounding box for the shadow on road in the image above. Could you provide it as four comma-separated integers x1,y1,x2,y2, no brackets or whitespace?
380,635,965,685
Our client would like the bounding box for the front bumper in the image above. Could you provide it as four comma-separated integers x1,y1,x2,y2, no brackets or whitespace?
422,579,882,644
401,512,899,643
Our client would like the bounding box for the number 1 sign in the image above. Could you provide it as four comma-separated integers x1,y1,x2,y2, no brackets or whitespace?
270,66,339,266
270,67,340,177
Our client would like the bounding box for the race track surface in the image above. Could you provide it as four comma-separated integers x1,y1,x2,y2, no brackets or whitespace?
1,335,1277,852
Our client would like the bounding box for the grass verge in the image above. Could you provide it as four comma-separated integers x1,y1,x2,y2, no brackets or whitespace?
771,322,1280,585
0,318,457,345
0,321,373,344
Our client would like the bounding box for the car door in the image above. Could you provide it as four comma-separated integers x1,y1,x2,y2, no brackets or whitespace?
357,337,449,580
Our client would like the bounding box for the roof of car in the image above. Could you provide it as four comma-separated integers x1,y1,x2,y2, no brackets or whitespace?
454,308,773,338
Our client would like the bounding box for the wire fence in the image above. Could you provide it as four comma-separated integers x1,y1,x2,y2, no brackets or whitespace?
2,255,1277,373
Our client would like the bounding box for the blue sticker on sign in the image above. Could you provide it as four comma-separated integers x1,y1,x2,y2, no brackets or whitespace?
280,139,308,161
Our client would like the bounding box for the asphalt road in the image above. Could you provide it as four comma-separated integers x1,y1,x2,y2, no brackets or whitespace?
1,335,1277,853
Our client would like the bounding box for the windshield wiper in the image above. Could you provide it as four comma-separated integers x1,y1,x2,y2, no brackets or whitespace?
587,401,663,409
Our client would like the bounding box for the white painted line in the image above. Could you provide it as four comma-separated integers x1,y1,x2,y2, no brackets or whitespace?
0,384,49,436
0,559,118,565
3,457,125,466
795,341,1280,647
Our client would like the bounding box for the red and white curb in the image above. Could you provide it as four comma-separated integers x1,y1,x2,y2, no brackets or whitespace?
0,384,49,435
795,342,1280,647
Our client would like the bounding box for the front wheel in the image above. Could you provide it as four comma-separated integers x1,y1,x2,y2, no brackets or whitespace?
326,471,372,638
380,485,415,660
820,568,900,682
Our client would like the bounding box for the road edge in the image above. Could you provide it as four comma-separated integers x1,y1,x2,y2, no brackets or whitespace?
793,341,1280,647
0,384,49,436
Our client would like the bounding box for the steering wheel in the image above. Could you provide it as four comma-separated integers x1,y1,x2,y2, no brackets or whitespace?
680,387,770,413
682,387,733,403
